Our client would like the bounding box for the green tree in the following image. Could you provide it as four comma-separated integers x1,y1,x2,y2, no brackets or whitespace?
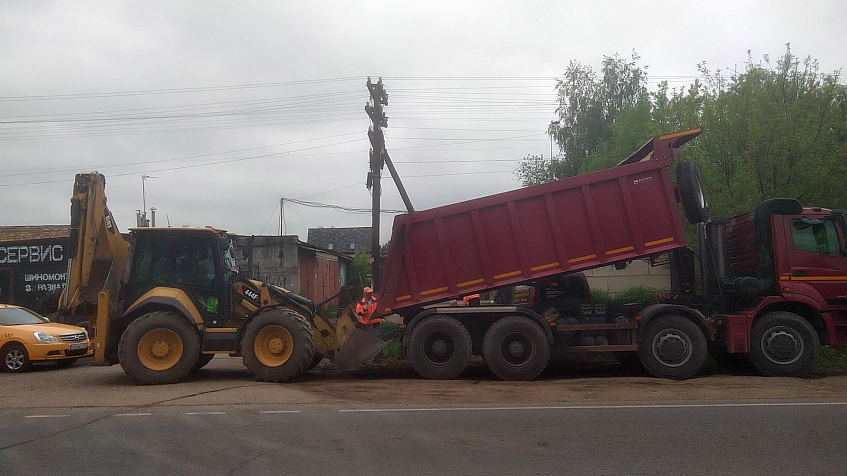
346,251,372,301
518,51,648,185
693,46,847,215
521,45,847,215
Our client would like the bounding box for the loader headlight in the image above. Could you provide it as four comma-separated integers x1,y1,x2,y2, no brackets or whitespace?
33,331,60,344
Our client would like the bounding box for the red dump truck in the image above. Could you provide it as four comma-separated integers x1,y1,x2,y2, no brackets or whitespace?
375,128,847,380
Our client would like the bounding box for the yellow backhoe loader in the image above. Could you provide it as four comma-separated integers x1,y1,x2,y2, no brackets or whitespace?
56,172,385,384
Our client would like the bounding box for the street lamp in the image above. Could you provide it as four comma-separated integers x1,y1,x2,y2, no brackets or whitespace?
140,174,157,227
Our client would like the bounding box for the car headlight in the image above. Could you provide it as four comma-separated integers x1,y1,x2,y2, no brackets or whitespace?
33,331,60,344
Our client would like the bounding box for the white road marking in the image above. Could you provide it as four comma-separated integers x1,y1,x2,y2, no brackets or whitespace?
114,413,152,417
339,401,847,413
184,411,227,415
259,410,301,414
24,414,68,419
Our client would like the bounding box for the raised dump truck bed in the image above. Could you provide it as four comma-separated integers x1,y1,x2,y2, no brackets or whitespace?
378,129,700,316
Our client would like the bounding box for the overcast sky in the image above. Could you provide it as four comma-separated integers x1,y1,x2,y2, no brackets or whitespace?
2,1,845,243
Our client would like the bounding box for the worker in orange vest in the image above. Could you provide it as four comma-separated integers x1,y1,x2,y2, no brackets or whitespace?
463,294,481,306
356,286,381,327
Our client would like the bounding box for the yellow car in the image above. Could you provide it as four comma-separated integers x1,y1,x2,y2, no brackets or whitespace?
1,304,92,373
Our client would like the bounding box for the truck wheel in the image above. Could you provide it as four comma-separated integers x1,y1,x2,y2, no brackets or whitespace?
2,344,31,373
639,314,706,380
408,316,471,379
483,316,550,381
750,311,820,376
119,311,201,385
242,309,315,383
676,161,709,224
193,354,215,372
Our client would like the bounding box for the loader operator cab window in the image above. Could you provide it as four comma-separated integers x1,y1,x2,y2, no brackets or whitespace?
129,231,223,316
176,242,216,289
791,218,841,256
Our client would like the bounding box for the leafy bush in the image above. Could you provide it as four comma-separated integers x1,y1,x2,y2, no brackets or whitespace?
380,320,401,341
592,286,664,306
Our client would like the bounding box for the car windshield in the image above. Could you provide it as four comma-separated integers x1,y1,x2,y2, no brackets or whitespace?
0,307,49,326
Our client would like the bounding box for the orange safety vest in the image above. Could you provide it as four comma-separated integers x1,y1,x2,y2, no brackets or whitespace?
356,296,380,325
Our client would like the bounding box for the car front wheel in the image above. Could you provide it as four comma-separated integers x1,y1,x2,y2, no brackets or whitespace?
2,344,32,373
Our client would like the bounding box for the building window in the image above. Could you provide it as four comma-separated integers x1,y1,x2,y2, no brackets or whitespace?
327,243,333,250
350,243,355,250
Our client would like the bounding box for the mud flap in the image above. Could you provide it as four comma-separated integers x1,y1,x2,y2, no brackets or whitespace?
334,306,388,371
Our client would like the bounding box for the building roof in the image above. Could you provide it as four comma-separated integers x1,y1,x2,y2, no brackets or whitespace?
0,225,69,242
307,227,371,255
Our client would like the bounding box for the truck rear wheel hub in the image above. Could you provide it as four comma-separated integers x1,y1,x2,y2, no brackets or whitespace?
508,341,525,357
431,340,448,356
653,330,691,367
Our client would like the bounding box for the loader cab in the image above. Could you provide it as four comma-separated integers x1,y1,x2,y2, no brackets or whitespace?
125,228,234,322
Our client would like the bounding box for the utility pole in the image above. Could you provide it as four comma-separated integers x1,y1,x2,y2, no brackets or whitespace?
366,77,388,292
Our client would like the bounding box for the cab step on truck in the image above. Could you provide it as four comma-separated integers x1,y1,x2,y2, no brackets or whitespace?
373,128,847,380
56,172,386,385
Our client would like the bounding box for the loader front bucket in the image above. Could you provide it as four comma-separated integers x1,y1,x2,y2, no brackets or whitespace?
334,306,388,371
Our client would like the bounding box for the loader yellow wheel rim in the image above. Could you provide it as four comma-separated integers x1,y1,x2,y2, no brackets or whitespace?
137,328,184,371
254,325,293,367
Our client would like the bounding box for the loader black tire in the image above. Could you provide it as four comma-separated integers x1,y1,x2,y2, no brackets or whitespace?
483,316,550,381
305,353,324,372
638,314,706,380
408,316,472,380
242,309,315,383
749,311,820,376
676,161,709,224
119,311,201,385
193,353,215,371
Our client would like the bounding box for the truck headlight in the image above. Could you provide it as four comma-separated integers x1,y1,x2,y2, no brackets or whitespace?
33,331,60,344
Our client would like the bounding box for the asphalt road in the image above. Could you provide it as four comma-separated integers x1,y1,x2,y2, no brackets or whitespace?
2,400,846,475
2,358,846,475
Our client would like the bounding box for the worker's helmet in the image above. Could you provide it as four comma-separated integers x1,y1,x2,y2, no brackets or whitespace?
363,286,373,294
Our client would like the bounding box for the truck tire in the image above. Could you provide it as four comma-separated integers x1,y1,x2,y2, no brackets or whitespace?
483,316,551,381
676,161,709,224
2,343,31,373
749,311,820,376
408,316,472,380
119,311,202,385
638,314,706,380
242,309,315,383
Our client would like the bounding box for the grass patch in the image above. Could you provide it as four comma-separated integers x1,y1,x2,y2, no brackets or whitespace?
813,346,847,376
